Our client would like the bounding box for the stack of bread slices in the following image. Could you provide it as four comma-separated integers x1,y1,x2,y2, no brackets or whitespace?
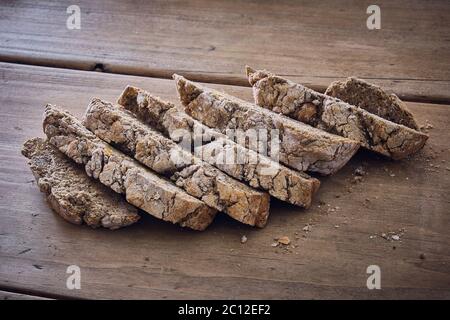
22,67,428,230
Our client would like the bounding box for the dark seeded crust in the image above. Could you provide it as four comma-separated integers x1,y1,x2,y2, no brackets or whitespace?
42,105,217,231
83,98,270,227
173,75,360,175
22,137,140,229
118,86,320,208
325,77,419,130
247,67,428,160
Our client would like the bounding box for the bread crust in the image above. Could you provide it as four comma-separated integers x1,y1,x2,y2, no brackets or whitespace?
43,105,217,231
173,75,360,175
22,137,140,229
83,98,270,227
247,67,427,160
118,86,320,208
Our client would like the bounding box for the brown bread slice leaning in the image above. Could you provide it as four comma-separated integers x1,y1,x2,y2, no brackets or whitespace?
22,137,140,229
118,86,320,208
118,86,224,146
246,67,428,160
197,138,320,208
83,98,270,228
172,75,360,175
325,77,419,130
43,105,217,231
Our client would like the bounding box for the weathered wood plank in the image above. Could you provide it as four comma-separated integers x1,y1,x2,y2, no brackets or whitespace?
0,0,449,102
0,62,449,299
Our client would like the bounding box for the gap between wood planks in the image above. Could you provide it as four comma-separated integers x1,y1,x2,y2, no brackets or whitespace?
1,54,450,106
0,285,76,300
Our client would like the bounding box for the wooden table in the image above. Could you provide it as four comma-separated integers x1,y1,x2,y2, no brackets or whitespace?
1,0,449,300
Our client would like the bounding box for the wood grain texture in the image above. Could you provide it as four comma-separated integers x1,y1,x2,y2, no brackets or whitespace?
0,62,449,299
0,0,449,103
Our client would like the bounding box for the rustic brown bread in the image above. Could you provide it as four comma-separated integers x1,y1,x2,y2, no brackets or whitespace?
118,86,320,208
197,138,320,208
247,67,428,160
118,86,223,146
325,77,419,130
173,75,360,175
83,98,270,227
43,105,217,231
22,137,140,229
